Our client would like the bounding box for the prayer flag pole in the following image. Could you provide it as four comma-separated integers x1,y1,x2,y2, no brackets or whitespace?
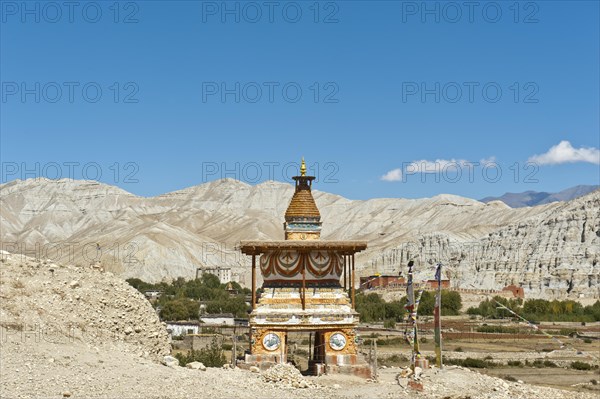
434,262,443,369
405,260,416,373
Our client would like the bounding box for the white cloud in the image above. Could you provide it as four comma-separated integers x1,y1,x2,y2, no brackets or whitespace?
380,168,402,181
406,159,471,173
528,141,600,165
381,157,497,182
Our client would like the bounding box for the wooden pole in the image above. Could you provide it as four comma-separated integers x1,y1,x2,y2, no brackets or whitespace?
374,339,378,380
308,332,312,361
406,261,416,373
351,254,356,309
232,325,237,368
302,253,306,310
369,340,373,374
343,255,347,290
251,255,256,309
413,290,421,372
434,263,443,369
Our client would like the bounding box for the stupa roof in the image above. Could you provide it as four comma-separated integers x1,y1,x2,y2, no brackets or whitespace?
284,189,321,219
239,240,367,255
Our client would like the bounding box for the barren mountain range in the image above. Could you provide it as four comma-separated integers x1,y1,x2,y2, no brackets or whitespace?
480,185,599,208
1,178,598,300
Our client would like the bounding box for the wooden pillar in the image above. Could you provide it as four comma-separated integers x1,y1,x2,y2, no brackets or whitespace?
373,340,378,380
351,254,356,309
232,325,237,368
343,255,347,290
251,254,256,309
301,253,306,310
308,332,312,361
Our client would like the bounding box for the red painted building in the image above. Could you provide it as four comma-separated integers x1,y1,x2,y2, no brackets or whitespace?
502,284,525,299
360,275,405,290
359,275,451,291
426,279,451,289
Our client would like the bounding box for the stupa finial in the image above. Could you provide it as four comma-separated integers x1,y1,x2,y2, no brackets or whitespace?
300,157,306,176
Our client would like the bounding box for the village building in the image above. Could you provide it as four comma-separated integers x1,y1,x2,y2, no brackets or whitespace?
234,318,250,327
200,313,235,326
239,159,371,377
143,290,163,300
502,284,525,299
165,321,201,337
426,279,451,289
225,282,239,296
360,275,405,290
359,275,450,291
197,266,233,284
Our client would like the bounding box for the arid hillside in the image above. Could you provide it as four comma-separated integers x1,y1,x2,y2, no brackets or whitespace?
1,178,598,299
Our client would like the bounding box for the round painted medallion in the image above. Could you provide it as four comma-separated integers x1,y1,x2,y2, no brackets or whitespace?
262,333,281,351
329,333,347,351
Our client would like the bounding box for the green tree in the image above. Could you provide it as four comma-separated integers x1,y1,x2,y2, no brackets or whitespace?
523,299,549,315
205,296,249,318
126,278,149,291
160,298,199,321
442,290,462,315
356,292,386,322
467,296,518,319
583,301,600,321
384,300,406,321
417,291,434,315
200,273,221,289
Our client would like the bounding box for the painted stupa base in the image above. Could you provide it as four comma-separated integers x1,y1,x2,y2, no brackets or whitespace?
238,270,373,377
310,353,373,378
240,287,372,377
251,287,357,326
319,361,373,379
242,328,372,378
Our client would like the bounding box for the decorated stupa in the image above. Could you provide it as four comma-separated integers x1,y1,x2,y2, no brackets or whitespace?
240,159,371,377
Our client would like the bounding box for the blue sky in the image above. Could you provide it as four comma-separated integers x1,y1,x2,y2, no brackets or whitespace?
1,0,599,200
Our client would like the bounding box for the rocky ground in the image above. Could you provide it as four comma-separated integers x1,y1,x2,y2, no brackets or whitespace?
1,251,597,399
0,251,170,361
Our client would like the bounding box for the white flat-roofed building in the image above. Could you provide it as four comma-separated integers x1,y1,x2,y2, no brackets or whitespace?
166,321,201,337
200,313,235,326
199,267,232,284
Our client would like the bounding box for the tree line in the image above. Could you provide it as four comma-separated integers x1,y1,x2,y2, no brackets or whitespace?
126,274,251,321
467,296,600,322
355,290,463,326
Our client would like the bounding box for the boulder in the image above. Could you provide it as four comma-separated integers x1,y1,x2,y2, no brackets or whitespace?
186,361,206,371
162,356,179,368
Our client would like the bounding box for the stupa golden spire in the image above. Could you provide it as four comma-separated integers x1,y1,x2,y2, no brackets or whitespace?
300,157,307,176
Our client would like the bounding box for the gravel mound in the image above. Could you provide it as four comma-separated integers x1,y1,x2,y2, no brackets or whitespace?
262,364,315,388
0,251,170,360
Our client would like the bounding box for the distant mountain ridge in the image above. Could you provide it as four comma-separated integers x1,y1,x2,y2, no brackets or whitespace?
1,178,598,300
480,185,599,208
